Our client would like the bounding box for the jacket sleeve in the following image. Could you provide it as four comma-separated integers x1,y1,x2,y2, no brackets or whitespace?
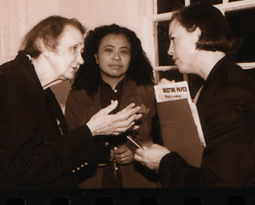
158,87,255,187
0,78,110,186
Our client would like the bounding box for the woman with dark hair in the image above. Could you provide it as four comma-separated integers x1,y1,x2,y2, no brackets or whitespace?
135,4,255,187
65,24,159,188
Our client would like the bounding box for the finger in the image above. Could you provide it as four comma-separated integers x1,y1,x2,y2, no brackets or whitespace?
116,158,129,164
134,153,143,162
115,159,123,164
114,154,122,160
109,122,139,135
112,112,141,130
101,100,118,114
116,113,141,129
112,126,137,134
111,120,135,133
135,148,144,155
122,157,129,163
126,125,138,132
159,78,174,84
117,103,136,114
114,155,121,160
115,151,133,159
128,125,139,131
113,148,126,154
110,131,122,135
115,147,132,155
135,113,142,120
117,144,131,151
117,106,141,121
113,149,126,155
114,154,126,160
114,153,126,160
115,104,136,118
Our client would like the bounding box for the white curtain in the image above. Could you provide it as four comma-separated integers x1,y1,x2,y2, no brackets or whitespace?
0,0,27,64
0,0,58,65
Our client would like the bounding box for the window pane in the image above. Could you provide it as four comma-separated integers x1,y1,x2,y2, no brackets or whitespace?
229,0,244,2
159,69,183,82
225,7,255,62
157,0,184,14
190,0,222,5
157,20,175,66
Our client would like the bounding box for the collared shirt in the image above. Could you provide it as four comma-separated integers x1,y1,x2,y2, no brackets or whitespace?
99,78,125,188
100,79,124,113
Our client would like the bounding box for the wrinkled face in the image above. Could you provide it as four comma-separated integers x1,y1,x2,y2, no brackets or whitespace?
95,33,131,82
47,25,84,81
168,19,200,74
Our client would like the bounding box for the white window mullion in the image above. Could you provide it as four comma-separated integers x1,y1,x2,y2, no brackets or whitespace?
222,0,229,5
153,0,158,16
185,0,191,6
215,0,255,12
238,63,255,70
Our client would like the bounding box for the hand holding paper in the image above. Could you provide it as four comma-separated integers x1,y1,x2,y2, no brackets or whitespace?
154,81,205,167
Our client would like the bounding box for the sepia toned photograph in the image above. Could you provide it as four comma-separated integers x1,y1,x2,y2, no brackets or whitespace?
0,0,255,204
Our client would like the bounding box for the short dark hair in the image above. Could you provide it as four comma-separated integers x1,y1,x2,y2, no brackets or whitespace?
72,24,154,97
19,15,86,58
171,4,240,55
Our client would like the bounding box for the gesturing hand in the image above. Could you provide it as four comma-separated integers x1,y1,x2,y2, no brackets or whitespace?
86,100,142,136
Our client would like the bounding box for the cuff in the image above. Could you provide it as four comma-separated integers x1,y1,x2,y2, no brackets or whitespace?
158,152,187,187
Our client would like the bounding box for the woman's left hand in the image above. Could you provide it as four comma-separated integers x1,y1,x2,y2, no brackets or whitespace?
113,144,134,164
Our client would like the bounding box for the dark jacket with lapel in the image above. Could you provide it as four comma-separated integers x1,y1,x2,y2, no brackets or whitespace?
0,52,110,189
159,56,255,187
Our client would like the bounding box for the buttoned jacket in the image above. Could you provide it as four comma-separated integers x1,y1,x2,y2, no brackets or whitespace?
66,77,159,188
0,52,109,189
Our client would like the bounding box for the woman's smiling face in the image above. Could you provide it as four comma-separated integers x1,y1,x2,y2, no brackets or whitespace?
95,33,131,82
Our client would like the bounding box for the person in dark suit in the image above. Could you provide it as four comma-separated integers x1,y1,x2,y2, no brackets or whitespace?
135,4,255,187
0,16,141,189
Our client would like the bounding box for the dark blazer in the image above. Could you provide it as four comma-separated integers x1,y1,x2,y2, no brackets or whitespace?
159,56,255,187
66,78,159,188
0,52,110,189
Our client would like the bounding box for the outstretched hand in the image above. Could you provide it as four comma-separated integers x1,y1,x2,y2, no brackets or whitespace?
86,100,142,136
135,144,170,170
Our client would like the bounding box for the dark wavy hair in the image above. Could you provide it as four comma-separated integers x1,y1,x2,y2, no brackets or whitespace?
19,15,86,58
72,24,154,96
171,4,240,55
